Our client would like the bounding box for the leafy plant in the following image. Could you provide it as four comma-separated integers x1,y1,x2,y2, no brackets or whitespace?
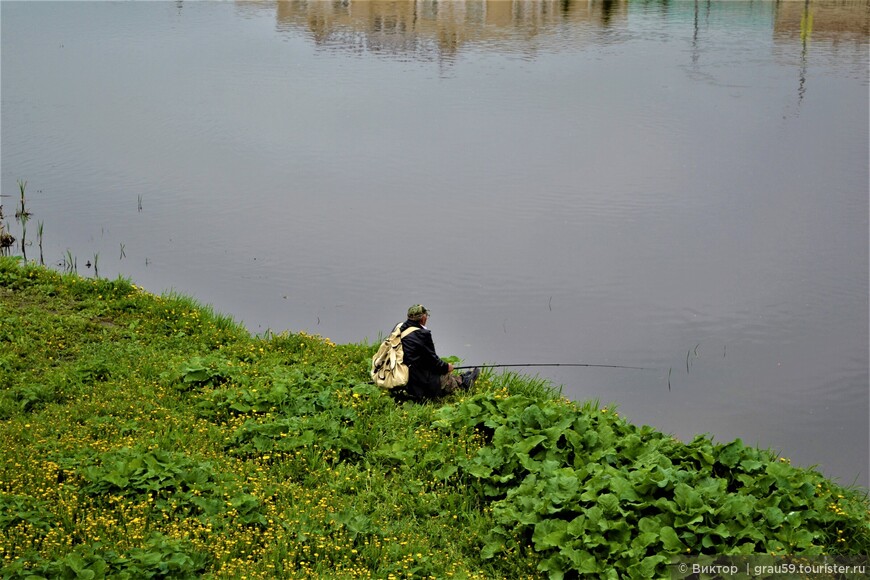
2,533,210,579
434,392,870,577
0,494,55,533
70,447,268,529
0,382,63,418
171,355,237,391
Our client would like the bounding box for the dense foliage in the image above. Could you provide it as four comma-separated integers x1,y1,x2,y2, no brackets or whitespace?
1,257,867,578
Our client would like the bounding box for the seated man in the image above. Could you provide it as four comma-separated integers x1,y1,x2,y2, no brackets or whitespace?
399,305,479,402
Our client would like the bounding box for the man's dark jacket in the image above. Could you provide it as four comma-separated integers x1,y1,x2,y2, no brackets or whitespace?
399,319,449,400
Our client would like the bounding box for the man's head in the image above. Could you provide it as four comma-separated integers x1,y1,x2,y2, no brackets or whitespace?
407,304,429,322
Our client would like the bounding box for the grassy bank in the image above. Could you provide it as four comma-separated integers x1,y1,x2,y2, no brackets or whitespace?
1,257,868,579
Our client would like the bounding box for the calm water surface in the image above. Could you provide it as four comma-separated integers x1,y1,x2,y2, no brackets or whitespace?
2,1,868,486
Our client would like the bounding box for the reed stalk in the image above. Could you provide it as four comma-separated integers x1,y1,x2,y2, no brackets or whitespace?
37,221,44,265
15,179,30,221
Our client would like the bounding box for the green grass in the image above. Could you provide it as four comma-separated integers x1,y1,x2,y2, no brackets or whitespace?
1,256,868,579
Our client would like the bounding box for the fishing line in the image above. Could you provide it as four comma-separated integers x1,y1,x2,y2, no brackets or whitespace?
452,363,654,371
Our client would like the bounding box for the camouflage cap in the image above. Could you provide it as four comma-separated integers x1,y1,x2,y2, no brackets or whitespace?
407,304,429,318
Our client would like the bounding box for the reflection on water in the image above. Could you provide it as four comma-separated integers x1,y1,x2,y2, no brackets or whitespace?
242,0,868,54
774,0,869,39
264,0,629,53
2,0,868,487
241,0,870,114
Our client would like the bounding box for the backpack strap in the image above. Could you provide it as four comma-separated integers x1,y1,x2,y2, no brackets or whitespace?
400,326,419,339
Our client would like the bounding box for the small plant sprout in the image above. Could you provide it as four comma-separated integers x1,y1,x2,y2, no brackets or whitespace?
63,249,77,273
15,179,31,221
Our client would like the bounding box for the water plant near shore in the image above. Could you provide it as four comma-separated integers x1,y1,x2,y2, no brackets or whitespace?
0,201,11,252
0,223,13,253
0,257,868,579
14,180,30,222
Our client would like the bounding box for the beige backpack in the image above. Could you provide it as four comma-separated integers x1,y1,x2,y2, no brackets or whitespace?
371,324,419,389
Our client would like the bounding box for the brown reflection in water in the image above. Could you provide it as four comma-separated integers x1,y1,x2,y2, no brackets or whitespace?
252,0,630,56
237,1,868,59
772,1,868,111
774,0,869,41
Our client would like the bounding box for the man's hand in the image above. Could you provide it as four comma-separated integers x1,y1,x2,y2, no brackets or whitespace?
447,363,454,373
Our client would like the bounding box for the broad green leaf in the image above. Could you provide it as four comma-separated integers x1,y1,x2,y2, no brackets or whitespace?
532,519,569,549
660,526,686,552
566,514,587,537
433,464,458,480
344,514,373,538
563,547,600,573
583,531,607,547
674,483,703,511
571,416,590,434
543,418,575,444
609,474,640,502
627,554,668,579
606,518,632,544
783,528,816,548
537,553,568,580
477,446,505,469
597,424,616,447
138,551,164,566
544,471,580,506
763,506,785,528
104,472,130,489
674,512,704,528
717,439,744,468
648,465,674,488
638,516,661,534
711,522,732,539
652,497,677,513
182,367,211,383
582,430,599,449
739,458,763,472
598,493,620,516
631,531,660,550
735,525,765,542
719,495,754,521
65,553,88,574
695,476,725,498
765,460,795,486
480,541,502,559
514,434,548,456
585,505,604,527
520,405,547,430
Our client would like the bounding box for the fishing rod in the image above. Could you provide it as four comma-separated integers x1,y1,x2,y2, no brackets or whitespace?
453,363,654,371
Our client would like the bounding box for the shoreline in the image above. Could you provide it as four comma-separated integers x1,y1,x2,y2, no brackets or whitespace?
1,257,868,578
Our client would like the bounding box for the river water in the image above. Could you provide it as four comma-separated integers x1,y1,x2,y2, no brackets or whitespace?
2,0,868,487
